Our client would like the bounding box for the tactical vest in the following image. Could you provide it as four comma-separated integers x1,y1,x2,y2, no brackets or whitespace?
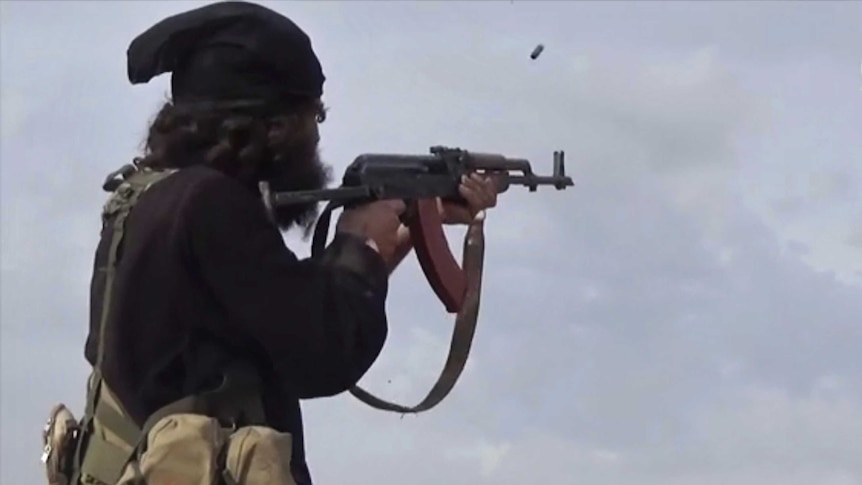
41,167,293,485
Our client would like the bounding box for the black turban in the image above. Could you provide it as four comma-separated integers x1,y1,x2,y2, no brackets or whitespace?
127,1,325,109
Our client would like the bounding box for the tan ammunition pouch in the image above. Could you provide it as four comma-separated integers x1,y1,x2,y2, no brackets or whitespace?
68,368,295,485
52,166,296,485
119,414,295,485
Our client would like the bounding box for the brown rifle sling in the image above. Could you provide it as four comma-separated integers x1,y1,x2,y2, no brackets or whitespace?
348,216,486,414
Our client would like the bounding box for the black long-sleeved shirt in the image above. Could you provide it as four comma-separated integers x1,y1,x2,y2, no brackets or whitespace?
84,165,389,484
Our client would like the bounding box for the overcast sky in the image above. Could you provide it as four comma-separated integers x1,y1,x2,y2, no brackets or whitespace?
2,1,861,484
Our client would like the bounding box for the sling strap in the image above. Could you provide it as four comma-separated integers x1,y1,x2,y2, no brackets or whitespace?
348,217,485,413
309,200,486,414
72,166,266,485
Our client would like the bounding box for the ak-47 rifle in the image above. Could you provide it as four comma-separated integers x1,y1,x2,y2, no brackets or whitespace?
260,146,574,414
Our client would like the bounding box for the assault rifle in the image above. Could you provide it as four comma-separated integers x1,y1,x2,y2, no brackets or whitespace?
260,145,574,414
262,145,572,210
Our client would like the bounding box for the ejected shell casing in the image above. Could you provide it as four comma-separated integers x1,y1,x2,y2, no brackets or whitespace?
530,44,544,60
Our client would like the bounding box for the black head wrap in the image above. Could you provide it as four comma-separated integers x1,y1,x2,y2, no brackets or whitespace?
127,1,325,110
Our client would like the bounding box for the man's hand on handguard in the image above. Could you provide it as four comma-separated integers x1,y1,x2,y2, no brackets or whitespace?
438,173,499,225
335,173,498,272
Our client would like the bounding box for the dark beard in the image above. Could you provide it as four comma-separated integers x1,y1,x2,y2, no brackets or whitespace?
262,136,332,236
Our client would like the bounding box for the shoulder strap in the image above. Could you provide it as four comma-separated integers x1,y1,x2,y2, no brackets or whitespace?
73,168,178,485
74,166,269,485
88,168,180,417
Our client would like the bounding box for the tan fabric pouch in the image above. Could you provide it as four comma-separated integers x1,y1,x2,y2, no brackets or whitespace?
115,413,296,485
224,425,296,484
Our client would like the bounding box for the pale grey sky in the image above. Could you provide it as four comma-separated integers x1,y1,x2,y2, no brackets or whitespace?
2,1,861,484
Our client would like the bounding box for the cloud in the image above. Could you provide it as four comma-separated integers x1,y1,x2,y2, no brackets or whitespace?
848,218,862,248
2,2,860,485
301,369,862,485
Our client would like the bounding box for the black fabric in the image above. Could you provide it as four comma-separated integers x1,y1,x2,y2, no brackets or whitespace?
85,165,388,485
127,0,325,106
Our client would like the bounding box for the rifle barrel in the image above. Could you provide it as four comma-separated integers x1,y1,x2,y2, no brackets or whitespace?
507,175,574,190
271,186,372,206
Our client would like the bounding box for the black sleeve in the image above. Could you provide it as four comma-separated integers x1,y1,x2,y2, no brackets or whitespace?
184,173,389,399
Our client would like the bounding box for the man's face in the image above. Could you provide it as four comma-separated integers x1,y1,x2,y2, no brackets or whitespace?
265,106,332,235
